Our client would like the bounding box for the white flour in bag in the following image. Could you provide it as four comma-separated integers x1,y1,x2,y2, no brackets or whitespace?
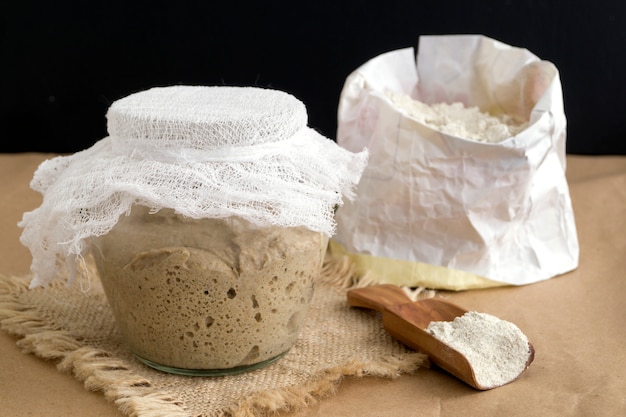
426,311,532,389
389,93,528,143
335,37,579,288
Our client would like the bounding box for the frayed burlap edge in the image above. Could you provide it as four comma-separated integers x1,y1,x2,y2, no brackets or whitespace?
228,352,427,417
0,255,431,417
0,273,189,417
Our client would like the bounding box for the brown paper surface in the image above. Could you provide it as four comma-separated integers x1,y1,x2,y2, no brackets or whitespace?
1,153,625,417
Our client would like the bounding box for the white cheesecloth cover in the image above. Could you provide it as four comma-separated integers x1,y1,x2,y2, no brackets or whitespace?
19,86,368,287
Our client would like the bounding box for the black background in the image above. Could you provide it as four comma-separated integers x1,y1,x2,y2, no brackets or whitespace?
2,0,625,154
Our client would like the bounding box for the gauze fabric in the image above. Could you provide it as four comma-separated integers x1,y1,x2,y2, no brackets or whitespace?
19,86,368,287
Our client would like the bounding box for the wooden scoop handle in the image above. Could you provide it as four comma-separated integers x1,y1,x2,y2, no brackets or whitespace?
347,284,466,326
347,284,412,313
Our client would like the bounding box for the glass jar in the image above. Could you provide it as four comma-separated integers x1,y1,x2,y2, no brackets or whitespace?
91,205,327,376
17,85,366,376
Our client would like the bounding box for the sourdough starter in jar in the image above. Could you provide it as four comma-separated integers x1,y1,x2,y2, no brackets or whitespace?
92,206,326,374
19,85,367,376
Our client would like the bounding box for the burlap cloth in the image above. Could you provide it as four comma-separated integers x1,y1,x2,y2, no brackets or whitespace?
0,255,430,417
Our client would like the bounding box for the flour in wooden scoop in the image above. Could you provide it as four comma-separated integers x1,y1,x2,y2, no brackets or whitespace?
426,311,532,389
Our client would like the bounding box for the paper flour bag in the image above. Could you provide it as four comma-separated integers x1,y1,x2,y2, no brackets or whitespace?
333,35,579,289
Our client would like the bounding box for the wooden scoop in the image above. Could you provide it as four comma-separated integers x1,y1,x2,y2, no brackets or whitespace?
347,284,535,390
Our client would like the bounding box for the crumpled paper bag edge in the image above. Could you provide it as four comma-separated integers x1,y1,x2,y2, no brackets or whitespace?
328,239,506,291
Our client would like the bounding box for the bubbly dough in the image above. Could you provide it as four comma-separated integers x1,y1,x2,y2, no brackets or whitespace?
92,206,325,370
